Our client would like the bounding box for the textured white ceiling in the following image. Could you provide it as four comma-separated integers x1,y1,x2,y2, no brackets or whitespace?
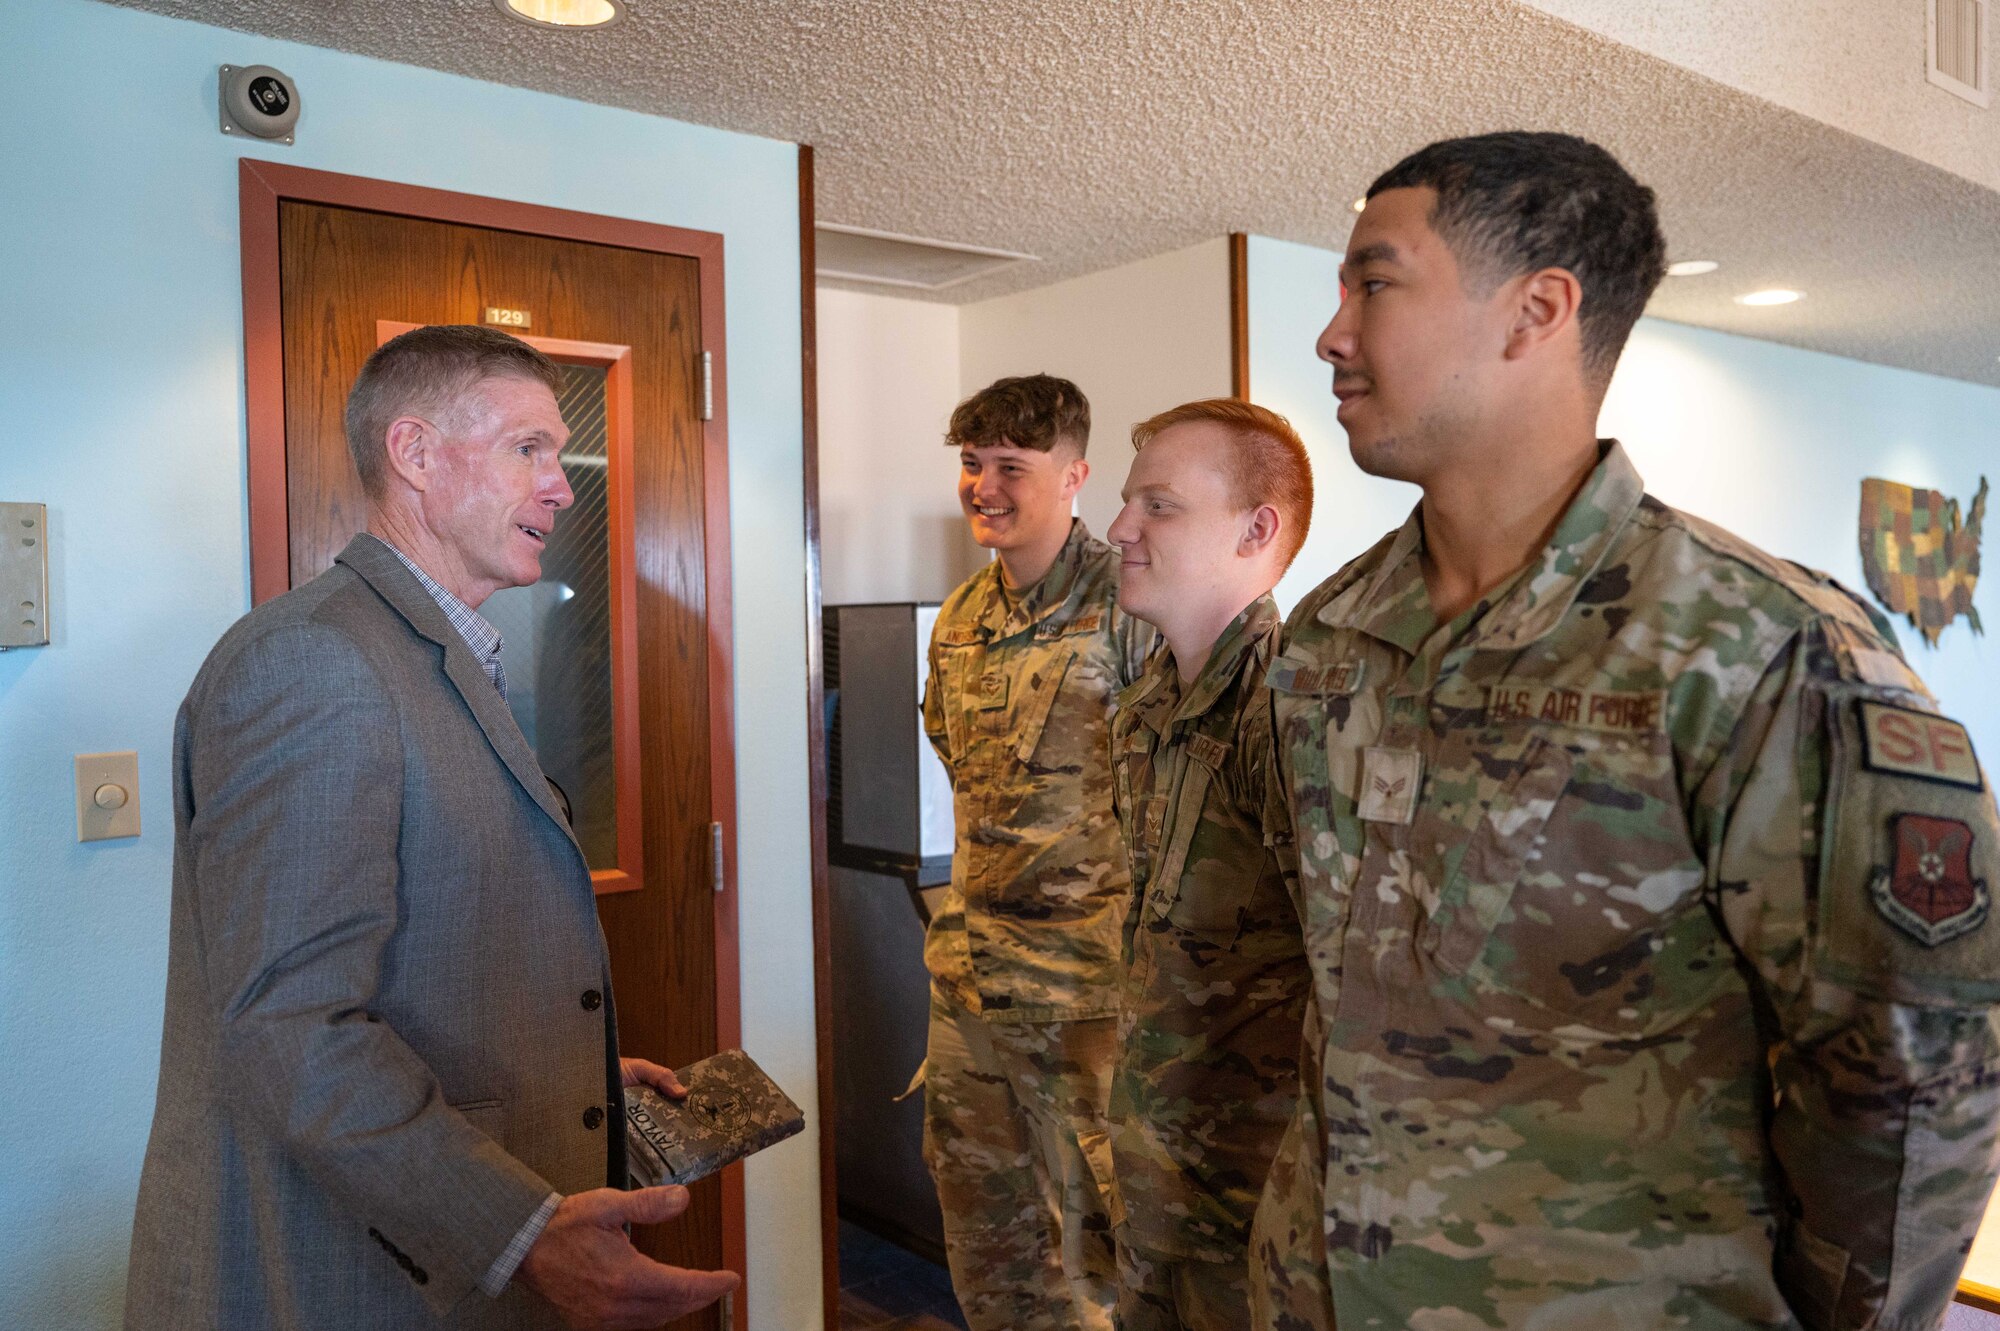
1520,0,2000,196
110,0,2000,389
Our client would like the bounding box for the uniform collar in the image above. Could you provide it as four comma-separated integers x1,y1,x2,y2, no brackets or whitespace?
1321,440,1644,655
978,518,1094,639
1121,593,1280,735
1476,439,1644,649
1330,518,1433,657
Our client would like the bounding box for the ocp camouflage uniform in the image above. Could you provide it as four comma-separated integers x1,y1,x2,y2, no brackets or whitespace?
1260,440,2000,1330
922,519,1155,1331
1245,1007,1333,1331
1106,594,1310,1331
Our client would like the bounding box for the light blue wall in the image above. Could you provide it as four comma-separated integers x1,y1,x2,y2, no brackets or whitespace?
0,3,818,1326
1243,237,1424,617
1246,234,2000,764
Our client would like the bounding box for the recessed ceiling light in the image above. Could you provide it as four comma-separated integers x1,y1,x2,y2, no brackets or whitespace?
495,0,625,29
1735,288,1803,306
1352,197,1367,213
1666,260,1718,277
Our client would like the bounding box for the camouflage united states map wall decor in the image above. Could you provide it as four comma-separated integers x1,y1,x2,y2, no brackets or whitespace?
1858,476,1988,646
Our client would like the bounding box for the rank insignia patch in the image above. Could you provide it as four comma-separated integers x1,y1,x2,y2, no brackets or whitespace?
1358,747,1422,825
976,673,1009,711
1871,813,1989,947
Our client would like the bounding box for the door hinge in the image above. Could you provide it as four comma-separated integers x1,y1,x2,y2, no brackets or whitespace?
701,350,714,421
719,1289,735,1329
710,821,725,894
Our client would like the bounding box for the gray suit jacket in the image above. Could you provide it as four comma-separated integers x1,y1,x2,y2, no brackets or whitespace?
127,535,624,1330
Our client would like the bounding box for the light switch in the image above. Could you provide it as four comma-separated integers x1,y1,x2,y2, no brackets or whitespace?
76,751,140,842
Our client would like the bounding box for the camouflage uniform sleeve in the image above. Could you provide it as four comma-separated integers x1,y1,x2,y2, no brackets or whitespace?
1108,706,1141,867
922,638,955,786
1254,690,1301,894
1700,620,2000,1330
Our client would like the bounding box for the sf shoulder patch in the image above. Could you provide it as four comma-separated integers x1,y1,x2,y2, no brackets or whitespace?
1858,700,1983,790
1817,689,2000,1001
1871,813,1990,947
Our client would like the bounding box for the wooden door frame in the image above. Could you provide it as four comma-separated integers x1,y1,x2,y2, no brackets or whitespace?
238,159,748,1324
1228,232,1250,399
798,143,843,1331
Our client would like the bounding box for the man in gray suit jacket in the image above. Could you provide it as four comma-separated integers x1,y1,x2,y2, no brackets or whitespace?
126,325,737,1330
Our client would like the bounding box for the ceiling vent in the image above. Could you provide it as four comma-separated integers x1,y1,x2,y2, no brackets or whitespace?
815,223,1037,291
1929,0,1990,107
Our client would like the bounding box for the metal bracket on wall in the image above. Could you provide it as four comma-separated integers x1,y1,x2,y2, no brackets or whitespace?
0,502,50,650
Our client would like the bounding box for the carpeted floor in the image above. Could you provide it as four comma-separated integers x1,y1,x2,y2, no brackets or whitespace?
837,1220,970,1331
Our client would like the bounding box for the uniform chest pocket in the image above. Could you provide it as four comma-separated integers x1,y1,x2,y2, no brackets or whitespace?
1011,646,1076,759
1022,646,1122,776
934,638,985,757
1421,737,1574,976
1270,667,1372,838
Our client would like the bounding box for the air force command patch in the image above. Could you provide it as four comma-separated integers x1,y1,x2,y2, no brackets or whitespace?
1872,813,1989,947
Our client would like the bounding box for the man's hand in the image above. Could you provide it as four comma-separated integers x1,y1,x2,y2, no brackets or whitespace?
620,1057,687,1098
517,1186,738,1331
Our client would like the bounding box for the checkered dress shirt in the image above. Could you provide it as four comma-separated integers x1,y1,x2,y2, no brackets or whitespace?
379,538,509,699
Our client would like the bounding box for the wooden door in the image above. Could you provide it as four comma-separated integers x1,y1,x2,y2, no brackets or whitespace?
271,198,727,1323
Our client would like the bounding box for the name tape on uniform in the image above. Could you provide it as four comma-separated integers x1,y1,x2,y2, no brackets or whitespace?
1037,609,1103,639
1272,661,1364,695
1486,685,1665,734
1187,734,1233,772
1858,700,1982,790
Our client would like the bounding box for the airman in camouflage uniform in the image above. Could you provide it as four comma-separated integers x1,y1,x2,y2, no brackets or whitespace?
1268,439,2000,1328
1102,400,1318,1331
923,375,1154,1331
1109,595,1308,1329
1257,132,2000,1331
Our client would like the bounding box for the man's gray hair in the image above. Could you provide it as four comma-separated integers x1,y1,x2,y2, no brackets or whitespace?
344,324,563,500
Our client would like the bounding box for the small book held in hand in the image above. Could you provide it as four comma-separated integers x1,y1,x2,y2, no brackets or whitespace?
624,1048,805,1188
